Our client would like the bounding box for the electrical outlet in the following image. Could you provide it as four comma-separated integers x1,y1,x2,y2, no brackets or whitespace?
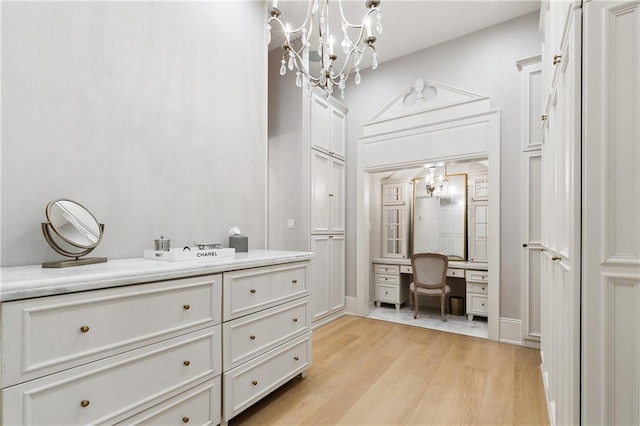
286,219,295,229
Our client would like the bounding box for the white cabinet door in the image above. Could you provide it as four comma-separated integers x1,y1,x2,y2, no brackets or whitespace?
582,1,640,424
540,7,581,426
311,150,344,234
468,201,489,263
310,235,345,322
309,92,346,159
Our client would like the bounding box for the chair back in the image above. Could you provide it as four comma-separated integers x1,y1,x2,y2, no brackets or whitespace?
411,253,448,290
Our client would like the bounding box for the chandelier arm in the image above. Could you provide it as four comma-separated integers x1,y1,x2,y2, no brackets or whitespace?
339,4,380,29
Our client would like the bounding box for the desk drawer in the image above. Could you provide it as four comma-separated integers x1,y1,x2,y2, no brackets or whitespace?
467,282,488,294
466,270,489,282
399,265,413,274
447,268,465,278
376,283,399,303
223,262,309,321
223,298,310,371
116,378,221,426
467,294,488,316
374,264,400,274
2,275,221,388
3,327,221,426
375,273,400,285
223,332,311,421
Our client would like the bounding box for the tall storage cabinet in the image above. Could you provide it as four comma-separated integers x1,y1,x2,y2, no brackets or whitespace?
308,91,347,324
268,82,347,325
538,1,640,424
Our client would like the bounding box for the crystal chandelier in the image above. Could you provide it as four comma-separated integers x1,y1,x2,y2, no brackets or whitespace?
425,165,449,197
267,0,382,98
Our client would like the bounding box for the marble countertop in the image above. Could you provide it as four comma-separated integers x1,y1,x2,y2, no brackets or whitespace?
372,257,488,271
0,250,314,302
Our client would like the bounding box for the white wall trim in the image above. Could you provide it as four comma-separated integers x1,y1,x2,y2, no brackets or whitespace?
344,296,357,315
499,317,522,345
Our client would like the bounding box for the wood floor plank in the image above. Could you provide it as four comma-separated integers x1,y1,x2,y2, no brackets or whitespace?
229,316,549,426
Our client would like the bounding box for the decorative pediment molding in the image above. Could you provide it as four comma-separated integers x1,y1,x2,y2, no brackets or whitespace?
362,79,491,138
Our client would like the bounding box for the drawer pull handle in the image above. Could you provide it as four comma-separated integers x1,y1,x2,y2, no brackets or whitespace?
552,256,562,261
481,276,486,280
294,356,300,361
182,417,190,423
553,54,562,65
183,360,191,366
80,400,90,408
183,304,191,310
252,380,258,386
80,326,90,333
482,287,486,291
250,335,256,340
292,279,298,284
250,289,256,294
292,318,298,323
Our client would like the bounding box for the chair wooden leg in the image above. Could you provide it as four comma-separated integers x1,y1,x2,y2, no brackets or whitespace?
413,291,418,319
441,294,447,322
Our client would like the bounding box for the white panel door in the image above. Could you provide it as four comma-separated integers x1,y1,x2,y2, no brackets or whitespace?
309,94,330,154
329,235,346,314
309,235,331,321
582,1,640,424
540,6,581,426
330,107,346,159
330,158,345,234
310,150,331,234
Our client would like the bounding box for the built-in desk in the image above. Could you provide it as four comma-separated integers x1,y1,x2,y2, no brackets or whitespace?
372,258,489,321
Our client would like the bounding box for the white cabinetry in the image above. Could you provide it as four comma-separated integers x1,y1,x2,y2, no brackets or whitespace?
381,181,411,259
1,276,223,425
539,3,581,425
465,270,489,321
221,262,311,423
373,263,408,310
311,150,345,234
582,1,640,424
468,175,489,263
308,91,347,323
310,234,345,322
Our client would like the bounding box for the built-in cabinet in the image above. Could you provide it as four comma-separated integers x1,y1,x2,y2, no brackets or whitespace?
381,181,411,258
308,91,347,323
539,2,581,425
0,253,313,425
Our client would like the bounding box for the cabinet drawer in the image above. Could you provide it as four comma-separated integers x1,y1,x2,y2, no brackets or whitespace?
2,327,221,426
467,282,488,294
447,268,465,278
466,270,489,282
2,275,222,388
223,332,311,421
374,264,399,274
375,273,400,285
116,377,221,426
223,298,310,371
467,294,488,315
399,265,413,274
376,283,399,303
223,263,309,321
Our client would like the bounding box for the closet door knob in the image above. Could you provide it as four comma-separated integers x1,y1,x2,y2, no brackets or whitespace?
294,356,300,361
553,54,562,65
183,360,191,366
250,335,256,340
292,279,298,284
292,318,298,323
182,416,190,423
250,289,256,294
552,256,562,261
80,400,90,408
183,304,190,310
80,326,90,333
541,114,548,121
252,380,258,386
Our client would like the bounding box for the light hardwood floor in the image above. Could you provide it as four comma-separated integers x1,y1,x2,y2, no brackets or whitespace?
230,315,549,425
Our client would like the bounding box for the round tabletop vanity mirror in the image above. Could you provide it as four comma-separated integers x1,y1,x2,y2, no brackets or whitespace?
41,199,107,268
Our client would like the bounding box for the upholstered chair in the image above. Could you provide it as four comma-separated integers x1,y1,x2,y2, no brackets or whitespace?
410,253,450,321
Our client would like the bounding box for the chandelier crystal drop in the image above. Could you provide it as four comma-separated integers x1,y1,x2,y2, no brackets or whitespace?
267,0,382,99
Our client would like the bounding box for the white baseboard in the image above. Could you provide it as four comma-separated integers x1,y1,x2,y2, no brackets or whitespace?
344,296,358,315
499,317,522,345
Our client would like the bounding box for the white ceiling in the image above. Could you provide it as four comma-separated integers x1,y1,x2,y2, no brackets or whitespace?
269,0,540,66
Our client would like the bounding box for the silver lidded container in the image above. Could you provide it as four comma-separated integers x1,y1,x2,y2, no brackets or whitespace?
154,235,171,251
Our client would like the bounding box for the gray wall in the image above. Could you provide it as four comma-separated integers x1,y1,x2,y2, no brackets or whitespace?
1,1,267,267
342,12,541,319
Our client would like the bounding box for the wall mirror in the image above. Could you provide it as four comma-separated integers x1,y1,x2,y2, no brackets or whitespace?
41,199,107,268
412,173,467,260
